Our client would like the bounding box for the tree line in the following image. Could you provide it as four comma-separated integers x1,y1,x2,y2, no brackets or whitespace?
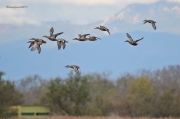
0,65,180,117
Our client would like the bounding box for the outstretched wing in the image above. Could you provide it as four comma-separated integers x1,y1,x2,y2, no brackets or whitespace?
74,68,79,73
50,27,54,33
73,65,80,73
78,34,82,38
75,65,80,69
37,46,41,54
82,34,90,37
30,42,38,51
54,32,63,38
29,38,39,42
57,41,61,50
100,26,107,29
151,21,156,30
107,29,110,35
28,41,35,48
135,37,144,42
50,27,54,37
126,33,133,41
79,34,90,38
62,42,66,49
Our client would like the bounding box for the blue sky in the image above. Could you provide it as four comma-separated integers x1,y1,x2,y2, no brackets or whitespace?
0,0,180,80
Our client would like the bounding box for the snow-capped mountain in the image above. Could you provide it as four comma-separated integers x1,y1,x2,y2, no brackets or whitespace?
101,1,180,34
0,1,180,45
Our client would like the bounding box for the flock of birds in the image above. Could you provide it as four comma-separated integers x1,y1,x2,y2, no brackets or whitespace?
27,19,157,73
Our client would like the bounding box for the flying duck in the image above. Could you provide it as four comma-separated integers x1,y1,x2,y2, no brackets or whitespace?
125,33,143,46
94,25,110,35
65,65,80,73
143,20,157,30
28,38,46,54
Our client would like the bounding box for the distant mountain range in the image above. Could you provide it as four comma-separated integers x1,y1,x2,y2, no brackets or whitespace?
101,1,180,34
0,1,180,45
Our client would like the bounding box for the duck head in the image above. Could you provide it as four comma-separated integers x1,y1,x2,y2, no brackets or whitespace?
41,39,46,43
73,38,78,40
65,65,70,68
43,35,48,38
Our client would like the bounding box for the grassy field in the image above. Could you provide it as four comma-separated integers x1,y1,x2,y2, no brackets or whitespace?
15,116,178,119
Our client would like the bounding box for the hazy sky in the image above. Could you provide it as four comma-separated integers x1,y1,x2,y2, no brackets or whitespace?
0,0,175,25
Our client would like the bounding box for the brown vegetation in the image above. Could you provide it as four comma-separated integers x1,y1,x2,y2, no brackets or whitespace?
13,116,179,119
1,65,180,117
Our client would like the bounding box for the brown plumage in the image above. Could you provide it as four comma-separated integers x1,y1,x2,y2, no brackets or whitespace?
49,27,63,38
94,25,110,35
88,36,101,41
27,38,46,54
50,27,54,36
143,20,157,30
78,34,90,39
125,33,143,46
43,36,68,50
43,35,57,41
73,37,88,41
65,65,80,73
59,38,68,49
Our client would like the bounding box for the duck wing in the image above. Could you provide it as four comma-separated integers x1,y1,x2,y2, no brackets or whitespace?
73,66,80,73
107,29,110,35
37,45,41,54
143,20,148,24
30,42,38,51
50,27,54,33
78,34,82,38
27,41,35,48
74,68,79,73
29,42,35,48
50,27,54,36
126,33,133,41
29,38,39,42
61,42,66,49
151,21,156,30
54,32,63,38
134,37,144,42
75,65,80,69
79,34,90,38
57,41,61,50
82,34,90,37
100,26,107,29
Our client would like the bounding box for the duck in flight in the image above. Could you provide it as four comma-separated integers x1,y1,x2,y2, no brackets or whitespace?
27,38,46,54
94,25,110,35
125,33,143,46
43,36,68,50
143,20,157,30
65,65,80,73
88,36,101,41
78,34,90,39
49,27,63,38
